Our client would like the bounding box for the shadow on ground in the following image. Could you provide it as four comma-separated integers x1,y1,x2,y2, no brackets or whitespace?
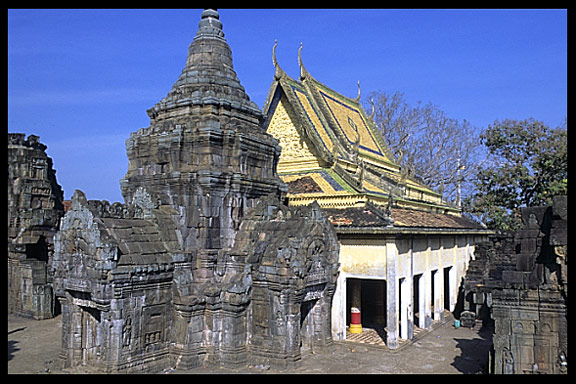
8,340,20,362
8,326,26,362
451,323,494,374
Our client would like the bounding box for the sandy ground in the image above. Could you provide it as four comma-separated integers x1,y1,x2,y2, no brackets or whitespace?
8,315,63,374
8,314,492,374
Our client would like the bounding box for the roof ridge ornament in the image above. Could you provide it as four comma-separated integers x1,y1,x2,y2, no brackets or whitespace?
355,80,361,103
272,39,278,67
368,97,376,120
272,39,285,80
298,42,308,81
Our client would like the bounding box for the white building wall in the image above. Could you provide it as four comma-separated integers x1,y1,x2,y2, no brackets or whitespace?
331,233,481,348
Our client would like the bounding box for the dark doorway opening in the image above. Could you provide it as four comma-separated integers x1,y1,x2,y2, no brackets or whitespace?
413,273,422,326
346,278,386,327
430,269,437,313
444,266,452,311
25,236,49,262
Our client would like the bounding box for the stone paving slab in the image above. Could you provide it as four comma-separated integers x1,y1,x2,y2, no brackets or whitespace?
8,315,63,374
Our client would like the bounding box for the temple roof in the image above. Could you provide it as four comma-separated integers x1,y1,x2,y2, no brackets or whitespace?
324,205,488,235
264,48,399,173
262,42,493,234
96,217,173,265
263,43,455,213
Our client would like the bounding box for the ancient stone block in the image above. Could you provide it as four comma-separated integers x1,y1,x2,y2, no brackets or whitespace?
463,196,567,374
459,311,476,328
8,133,64,319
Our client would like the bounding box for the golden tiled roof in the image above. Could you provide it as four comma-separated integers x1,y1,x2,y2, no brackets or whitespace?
312,81,395,166
263,44,465,218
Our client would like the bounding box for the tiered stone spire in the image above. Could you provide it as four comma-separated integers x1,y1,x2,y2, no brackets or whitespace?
195,8,225,40
147,9,261,121
122,8,286,251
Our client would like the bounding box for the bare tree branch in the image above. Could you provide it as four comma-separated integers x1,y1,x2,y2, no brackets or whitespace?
365,91,483,205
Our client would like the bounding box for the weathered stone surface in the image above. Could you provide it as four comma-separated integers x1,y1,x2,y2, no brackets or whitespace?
459,311,476,328
120,9,287,253
52,188,177,372
52,9,339,373
463,196,567,374
8,133,64,319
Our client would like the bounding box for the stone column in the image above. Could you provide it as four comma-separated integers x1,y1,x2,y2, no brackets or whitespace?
350,279,362,311
432,240,444,321
331,273,347,340
423,238,433,328
386,237,399,349
405,247,414,339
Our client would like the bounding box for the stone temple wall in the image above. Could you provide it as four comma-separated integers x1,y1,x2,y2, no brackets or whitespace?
53,188,339,373
464,195,567,374
8,133,64,319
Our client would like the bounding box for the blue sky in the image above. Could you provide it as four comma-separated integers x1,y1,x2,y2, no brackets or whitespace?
8,9,567,203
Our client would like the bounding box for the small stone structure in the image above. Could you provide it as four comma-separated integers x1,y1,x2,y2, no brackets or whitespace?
464,195,567,374
52,9,339,372
8,133,64,319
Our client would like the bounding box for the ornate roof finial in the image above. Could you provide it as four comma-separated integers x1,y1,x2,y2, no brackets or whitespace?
298,42,308,81
196,8,225,40
272,39,278,68
369,97,376,120
355,80,362,103
272,39,285,80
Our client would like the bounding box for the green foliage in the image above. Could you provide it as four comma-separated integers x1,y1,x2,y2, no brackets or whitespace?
464,118,567,230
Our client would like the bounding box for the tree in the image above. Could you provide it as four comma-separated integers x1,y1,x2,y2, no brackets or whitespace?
464,118,567,230
365,91,483,206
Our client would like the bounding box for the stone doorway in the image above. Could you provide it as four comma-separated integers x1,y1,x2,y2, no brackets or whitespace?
300,299,318,353
80,306,101,366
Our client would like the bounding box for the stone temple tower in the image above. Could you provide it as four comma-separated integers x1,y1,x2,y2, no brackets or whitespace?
120,9,287,254
54,9,338,372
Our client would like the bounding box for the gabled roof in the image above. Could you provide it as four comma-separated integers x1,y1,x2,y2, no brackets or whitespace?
96,217,173,265
264,72,338,167
263,43,455,214
263,46,399,173
302,76,398,170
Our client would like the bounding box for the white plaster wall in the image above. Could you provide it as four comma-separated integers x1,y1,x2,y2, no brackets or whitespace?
331,234,479,341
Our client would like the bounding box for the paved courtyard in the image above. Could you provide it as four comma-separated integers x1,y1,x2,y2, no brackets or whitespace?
8,313,493,374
